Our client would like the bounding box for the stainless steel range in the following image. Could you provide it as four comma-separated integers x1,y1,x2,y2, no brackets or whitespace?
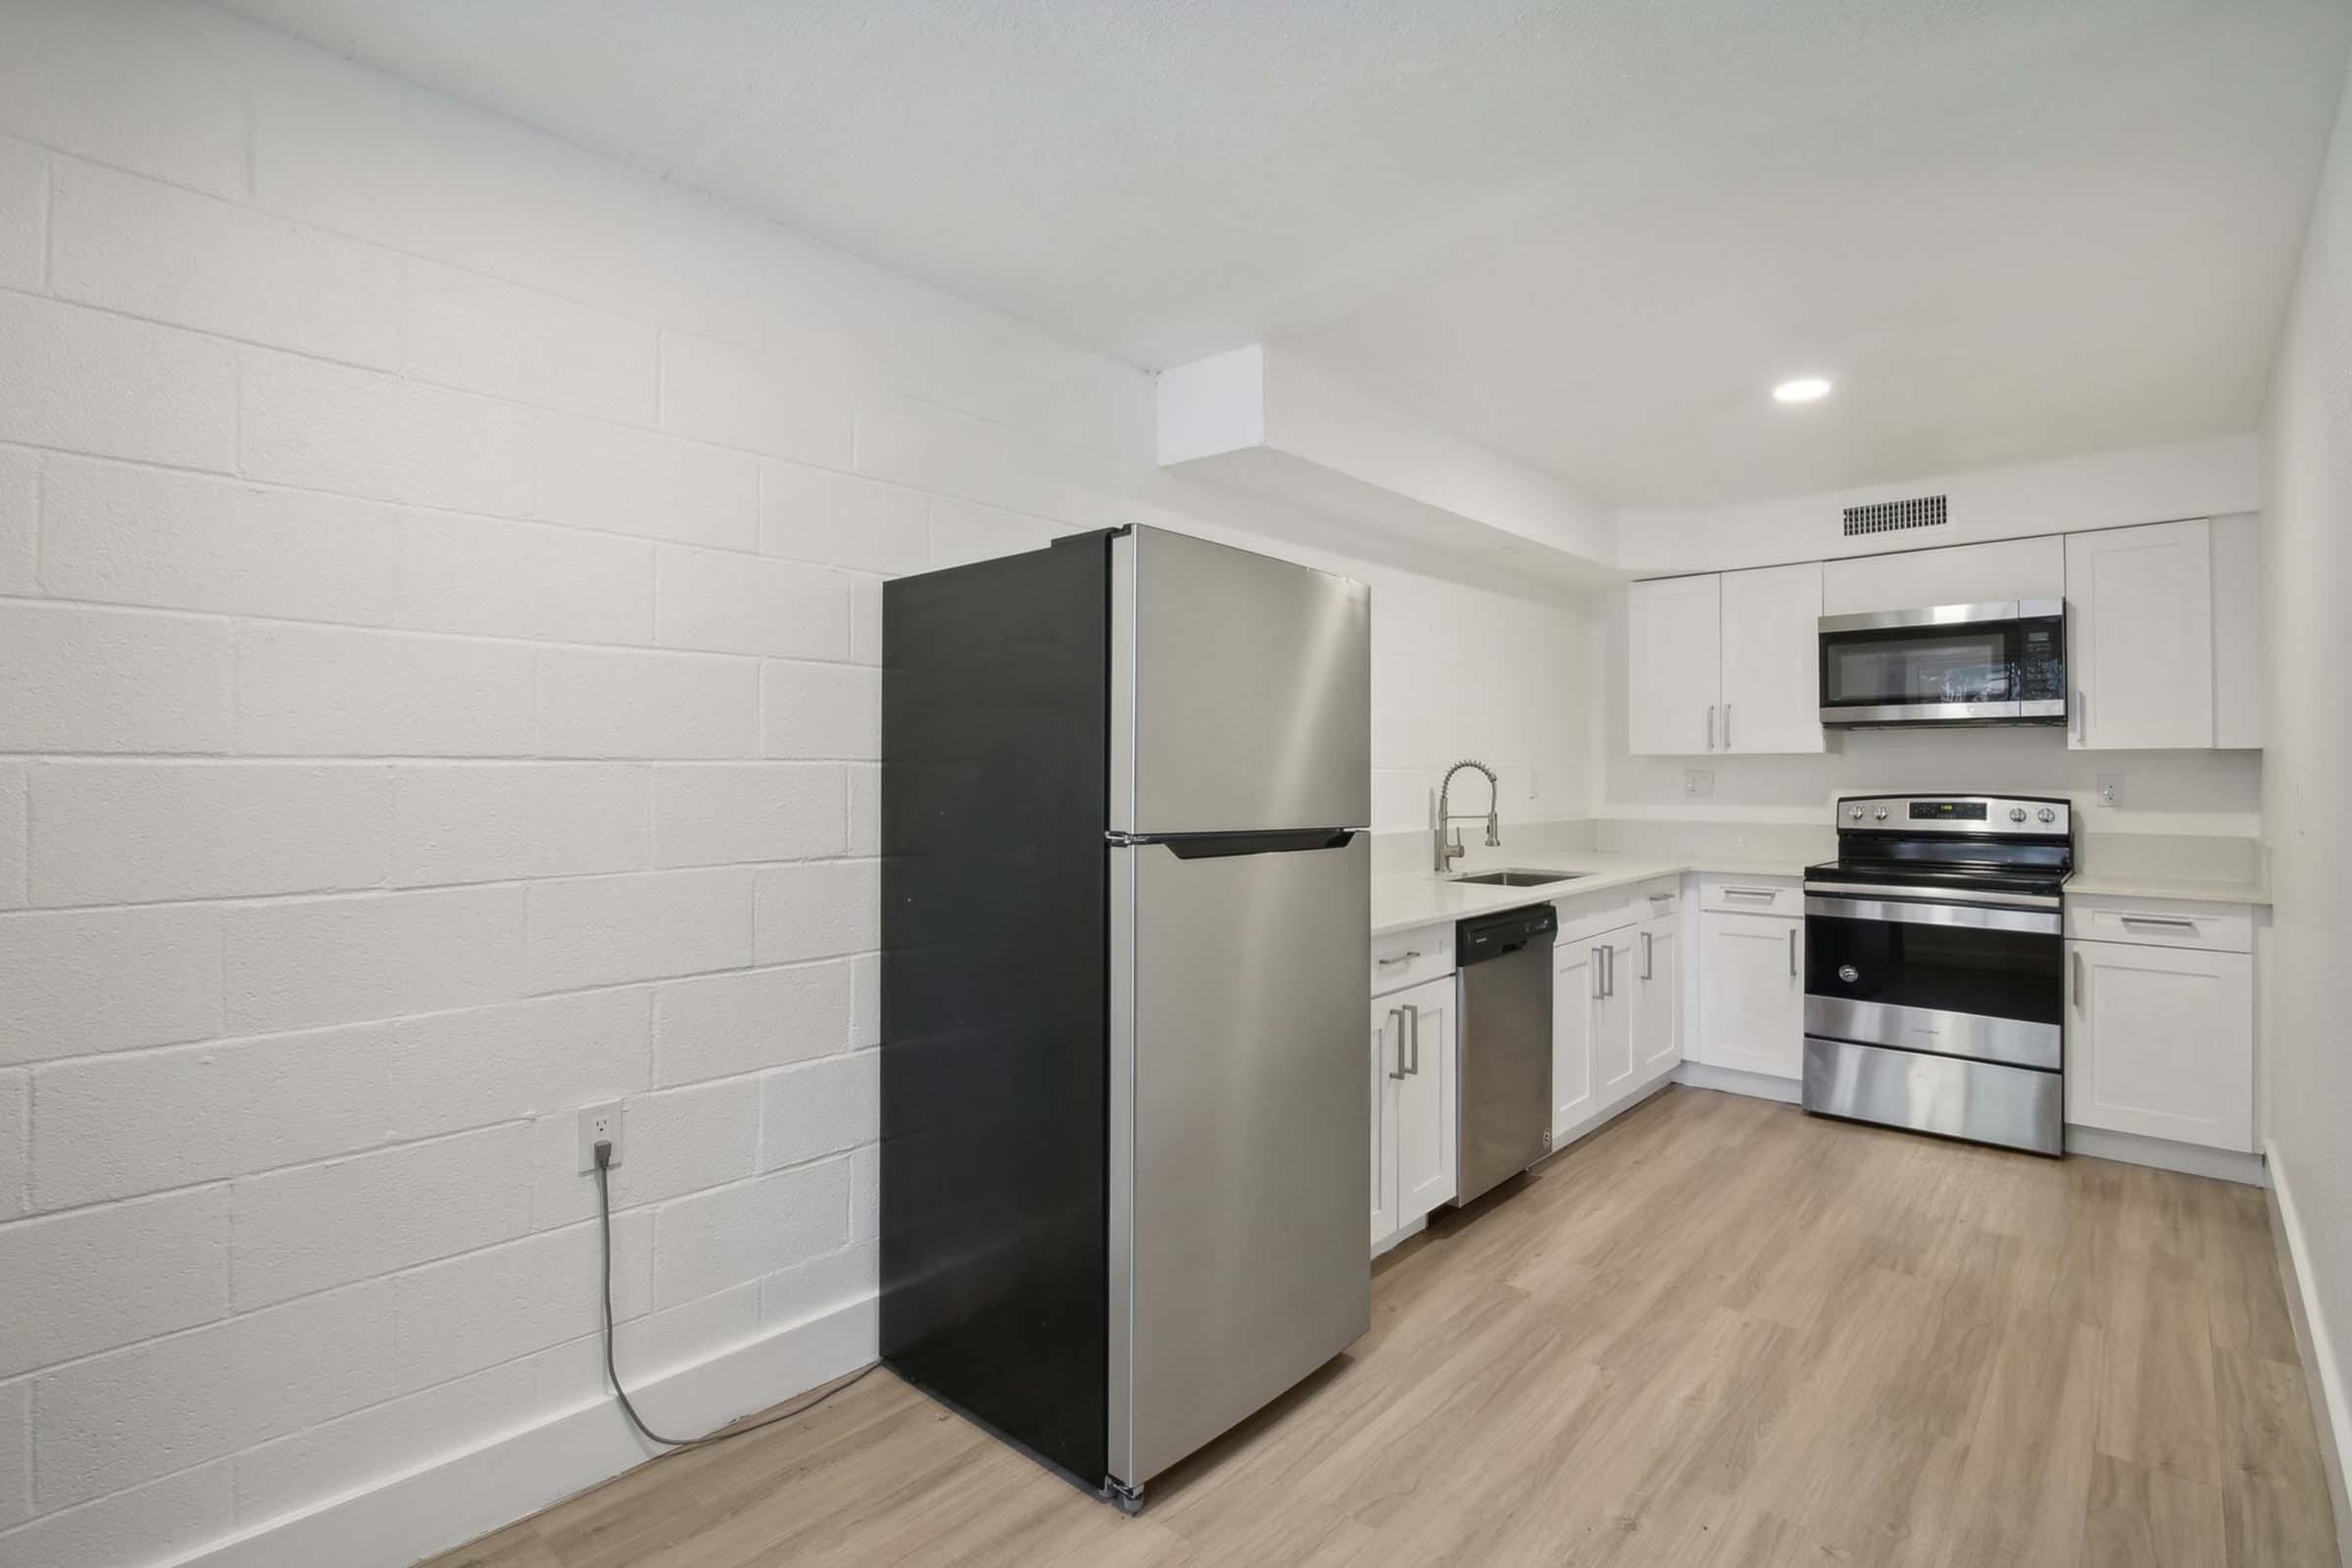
1800,793,2073,1155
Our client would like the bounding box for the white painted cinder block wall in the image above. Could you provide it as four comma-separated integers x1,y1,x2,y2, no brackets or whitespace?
2260,47,2352,1532
0,5,1590,1563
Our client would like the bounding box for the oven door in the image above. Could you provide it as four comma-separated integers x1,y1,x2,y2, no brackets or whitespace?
1802,893,2063,1069
1816,602,2065,725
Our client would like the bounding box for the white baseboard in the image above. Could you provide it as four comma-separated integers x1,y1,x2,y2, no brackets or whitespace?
2268,1144,2352,1568
2065,1125,2267,1186
1673,1061,1801,1103
160,1294,878,1568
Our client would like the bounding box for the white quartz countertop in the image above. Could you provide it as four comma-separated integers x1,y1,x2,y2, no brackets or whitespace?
1370,852,1813,936
2061,872,2271,906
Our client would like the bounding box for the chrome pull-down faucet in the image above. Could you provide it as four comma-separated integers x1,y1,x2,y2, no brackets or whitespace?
1432,759,1501,872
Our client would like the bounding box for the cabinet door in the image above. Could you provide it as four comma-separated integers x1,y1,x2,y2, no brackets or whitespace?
1552,940,1600,1137
1628,575,1722,756
1594,929,1640,1106
2066,519,2213,750
1719,563,1825,754
1633,917,1682,1077
1369,1001,1398,1245
1698,912,1803,1079
1392,980,1457,1219
2066,940,2253,1152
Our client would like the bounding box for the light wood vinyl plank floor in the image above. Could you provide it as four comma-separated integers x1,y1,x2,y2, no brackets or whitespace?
423,1087,2339,1568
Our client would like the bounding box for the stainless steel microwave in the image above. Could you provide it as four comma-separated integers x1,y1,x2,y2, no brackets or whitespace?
1816,600,2066,727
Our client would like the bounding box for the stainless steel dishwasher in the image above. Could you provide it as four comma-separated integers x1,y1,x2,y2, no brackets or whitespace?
1454,904,1556,1204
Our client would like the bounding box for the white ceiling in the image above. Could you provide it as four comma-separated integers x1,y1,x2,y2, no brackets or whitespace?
217,0,2352,508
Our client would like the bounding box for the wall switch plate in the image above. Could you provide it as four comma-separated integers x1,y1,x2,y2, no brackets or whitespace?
577,1102,623,1171
1684,770,1715,799
2096,773,2123,808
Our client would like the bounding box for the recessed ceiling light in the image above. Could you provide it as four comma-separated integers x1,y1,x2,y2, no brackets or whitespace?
1773,376,1833,405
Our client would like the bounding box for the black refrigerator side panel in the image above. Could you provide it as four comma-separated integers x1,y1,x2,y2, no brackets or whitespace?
880,536,1109,1485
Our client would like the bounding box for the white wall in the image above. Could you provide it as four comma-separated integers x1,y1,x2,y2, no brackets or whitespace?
2260,47,2352,1525
0,5,1590,1564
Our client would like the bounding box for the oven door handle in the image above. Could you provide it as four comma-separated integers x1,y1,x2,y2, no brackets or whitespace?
1804,879,2060,911
1804,895,2061,936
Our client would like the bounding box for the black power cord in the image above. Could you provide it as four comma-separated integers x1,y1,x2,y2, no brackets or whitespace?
593,1139,878,1447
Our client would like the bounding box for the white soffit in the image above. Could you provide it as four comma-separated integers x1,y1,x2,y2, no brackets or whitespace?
1157,344,1620,587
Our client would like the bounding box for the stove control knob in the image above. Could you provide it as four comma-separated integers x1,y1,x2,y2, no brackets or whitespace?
1873,807,1889,820
2037,807,2057,824
1838,964,1860,984
1848,806,1864,820
2009,807,2028,822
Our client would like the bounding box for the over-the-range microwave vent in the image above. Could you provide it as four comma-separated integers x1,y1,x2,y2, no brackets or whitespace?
1841,494,1949,538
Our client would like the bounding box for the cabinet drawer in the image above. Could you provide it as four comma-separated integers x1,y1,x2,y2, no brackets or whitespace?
1372,921,1454,996
1634,876,1682,919
1555,885,1637,944
2064,898,2251,955
1699,877,1801,917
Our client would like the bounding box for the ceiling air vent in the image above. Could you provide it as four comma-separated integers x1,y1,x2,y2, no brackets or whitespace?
1841,494,1948,538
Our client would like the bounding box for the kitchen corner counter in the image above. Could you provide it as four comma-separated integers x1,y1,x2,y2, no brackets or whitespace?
1371,852,1813,936
2062,872,2271,906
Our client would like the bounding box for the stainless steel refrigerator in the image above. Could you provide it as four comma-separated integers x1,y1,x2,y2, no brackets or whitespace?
880,524,1372,1510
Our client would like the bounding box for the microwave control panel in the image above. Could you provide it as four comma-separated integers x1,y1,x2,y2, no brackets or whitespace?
2016,616,2065,704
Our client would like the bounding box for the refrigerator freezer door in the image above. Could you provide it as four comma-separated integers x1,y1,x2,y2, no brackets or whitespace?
1108,832,1371,1488
1112,527,1371,835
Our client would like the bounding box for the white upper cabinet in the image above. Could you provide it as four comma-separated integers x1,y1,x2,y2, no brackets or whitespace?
2209,514,2263,750
1822,535,2064,614
1626,574,1721,756
2066,519,2214,750
1718,563,1825,754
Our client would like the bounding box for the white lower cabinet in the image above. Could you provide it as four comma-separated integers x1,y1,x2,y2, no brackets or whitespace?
1551,939,1599,1138
2066,929,2254,1152
1553,908,1681,1147
1632,914,1682,1077
1592,926,1640,1107
1697,908,1803,1079
1371,974,1456,1247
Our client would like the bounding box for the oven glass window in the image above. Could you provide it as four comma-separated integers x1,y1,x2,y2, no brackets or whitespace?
1823,628,2011,707
1805,910,2061,1026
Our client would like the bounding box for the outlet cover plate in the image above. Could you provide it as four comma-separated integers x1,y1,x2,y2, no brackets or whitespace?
1684,770,1715,799
577,1102,623,1172
2096,773,2123,808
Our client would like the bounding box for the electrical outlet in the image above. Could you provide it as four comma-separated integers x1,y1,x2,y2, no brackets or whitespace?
2096,773,2123,808
1683,770,1714,799
577,1102,623,1172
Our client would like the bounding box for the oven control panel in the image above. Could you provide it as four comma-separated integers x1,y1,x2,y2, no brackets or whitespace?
1836,794,2070,836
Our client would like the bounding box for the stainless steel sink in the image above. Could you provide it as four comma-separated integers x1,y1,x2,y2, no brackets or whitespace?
1448,868,1587,887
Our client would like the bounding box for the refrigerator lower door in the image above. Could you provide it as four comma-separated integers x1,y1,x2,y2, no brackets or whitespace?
1108,831,1371,1490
